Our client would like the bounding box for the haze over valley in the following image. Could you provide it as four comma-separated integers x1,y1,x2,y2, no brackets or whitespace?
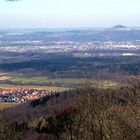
1,0,140,139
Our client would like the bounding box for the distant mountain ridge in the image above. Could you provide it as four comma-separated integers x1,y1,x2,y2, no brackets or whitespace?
113,25,127,29
108,25,132,32
97,25,140,41
1,25,140,42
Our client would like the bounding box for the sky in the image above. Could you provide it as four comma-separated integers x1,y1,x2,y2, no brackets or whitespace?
0,0,140,28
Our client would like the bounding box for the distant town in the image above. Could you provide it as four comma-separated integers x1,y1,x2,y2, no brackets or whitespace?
1,40,140,57
1,26,140,57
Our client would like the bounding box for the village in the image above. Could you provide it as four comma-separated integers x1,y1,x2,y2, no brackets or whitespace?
0,88,57,103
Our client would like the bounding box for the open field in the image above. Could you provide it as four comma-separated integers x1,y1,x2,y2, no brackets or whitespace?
0,72,120,90
0,103,18,111
0,55,140,91
0,84,68,91
0,72,11,81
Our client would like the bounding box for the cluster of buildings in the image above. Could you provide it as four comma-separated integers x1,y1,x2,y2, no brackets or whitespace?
1,40,140,54
0,88,55,103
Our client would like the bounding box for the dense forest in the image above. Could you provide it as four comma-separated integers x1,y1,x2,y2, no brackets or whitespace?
1,79,140,140
0,55,140,79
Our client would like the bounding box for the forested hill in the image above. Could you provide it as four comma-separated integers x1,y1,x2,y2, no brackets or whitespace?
1,81,140,140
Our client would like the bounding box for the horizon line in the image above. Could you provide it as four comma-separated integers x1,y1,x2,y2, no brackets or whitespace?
0,25,140,30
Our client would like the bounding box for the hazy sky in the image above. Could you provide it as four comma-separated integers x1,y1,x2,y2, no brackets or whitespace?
0,0,140,28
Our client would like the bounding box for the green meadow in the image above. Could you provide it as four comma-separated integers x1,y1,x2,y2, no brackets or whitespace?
0,72,120,90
